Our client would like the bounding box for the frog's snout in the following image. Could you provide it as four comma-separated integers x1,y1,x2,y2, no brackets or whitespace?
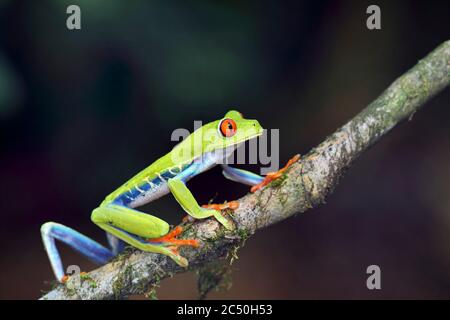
251,120,263,134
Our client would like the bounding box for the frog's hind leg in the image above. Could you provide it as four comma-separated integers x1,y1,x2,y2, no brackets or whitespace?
106,233,125,255
40,222,114,282
91,204,199,267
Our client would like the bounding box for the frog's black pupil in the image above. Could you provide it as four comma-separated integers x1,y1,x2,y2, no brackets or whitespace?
227,123,233,130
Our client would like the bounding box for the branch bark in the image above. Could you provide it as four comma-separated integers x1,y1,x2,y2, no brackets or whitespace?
41,40,450,300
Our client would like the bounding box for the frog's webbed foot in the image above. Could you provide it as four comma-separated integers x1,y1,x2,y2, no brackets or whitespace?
146,226,200,266
201,200,239,211
147,226,199,253
181,201,238,224
250,154,300,193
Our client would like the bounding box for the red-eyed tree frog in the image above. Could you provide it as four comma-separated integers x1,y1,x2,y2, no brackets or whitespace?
41,110,299,282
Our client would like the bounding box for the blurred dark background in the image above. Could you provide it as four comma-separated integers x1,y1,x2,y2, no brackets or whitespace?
0,0,449,299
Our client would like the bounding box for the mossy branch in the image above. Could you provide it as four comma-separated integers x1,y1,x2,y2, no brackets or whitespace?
41,40,450,300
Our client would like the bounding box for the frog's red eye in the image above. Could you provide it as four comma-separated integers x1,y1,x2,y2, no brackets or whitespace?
219,118,237,137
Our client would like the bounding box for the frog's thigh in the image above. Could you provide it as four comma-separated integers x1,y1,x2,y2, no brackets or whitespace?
91,204,169,239
91,204,190,266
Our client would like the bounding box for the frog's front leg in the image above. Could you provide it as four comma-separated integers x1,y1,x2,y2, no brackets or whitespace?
167,178,234,230
91,204,198,267
202,155,301,211
221,164,264,186
221,154,300,192
249,154,300,192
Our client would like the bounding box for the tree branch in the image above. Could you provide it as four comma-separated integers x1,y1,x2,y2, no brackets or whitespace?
41,40,450,300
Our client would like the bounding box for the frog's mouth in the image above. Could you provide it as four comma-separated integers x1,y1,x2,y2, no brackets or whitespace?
234,128,264,145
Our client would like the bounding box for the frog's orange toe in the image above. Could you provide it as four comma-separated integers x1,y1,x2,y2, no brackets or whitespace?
202,200,239,211
147,226,200,249
227,201,239,210
251,154,300,193
61,275,69,284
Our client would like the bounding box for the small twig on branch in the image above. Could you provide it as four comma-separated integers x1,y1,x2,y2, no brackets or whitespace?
41,40,450,300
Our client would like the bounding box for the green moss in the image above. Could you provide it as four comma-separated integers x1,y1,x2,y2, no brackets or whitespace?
230,227,251,264
204,225,227,244
270,173,288,188
80,273,97,289
64,285,77,297
112,264,133,299
144,274,161,300
195,226,250,299
111,246,135,264
196,260,232,300
236,227,250,243
145,286,159,300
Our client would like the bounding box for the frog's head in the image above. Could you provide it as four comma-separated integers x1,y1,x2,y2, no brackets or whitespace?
202,110,263,153
171,110,263,163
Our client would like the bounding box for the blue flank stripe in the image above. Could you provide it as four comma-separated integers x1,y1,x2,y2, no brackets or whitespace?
113,168,182,206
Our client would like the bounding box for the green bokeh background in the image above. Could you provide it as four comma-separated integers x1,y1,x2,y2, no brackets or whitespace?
0,0,449,299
